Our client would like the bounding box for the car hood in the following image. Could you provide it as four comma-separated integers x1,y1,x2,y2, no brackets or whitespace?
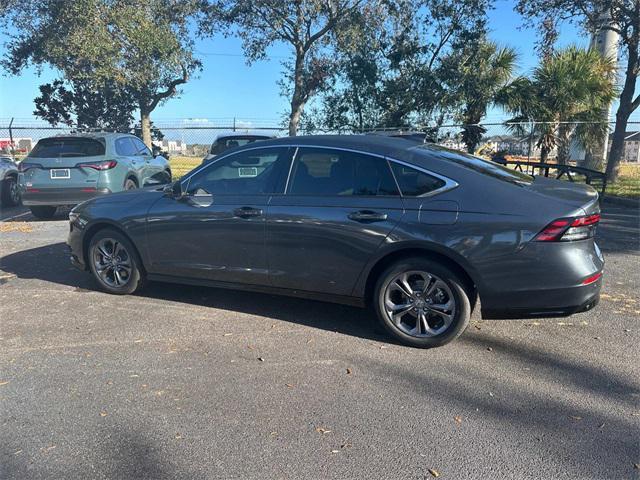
72,185,166,218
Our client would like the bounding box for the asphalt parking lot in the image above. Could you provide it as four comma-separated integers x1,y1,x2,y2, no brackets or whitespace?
1,202,638,480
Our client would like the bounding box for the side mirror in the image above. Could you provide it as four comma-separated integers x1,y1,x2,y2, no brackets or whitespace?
164,180,185,199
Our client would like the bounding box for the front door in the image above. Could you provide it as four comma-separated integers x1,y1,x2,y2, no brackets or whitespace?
266,147,405,296
145,146,292,285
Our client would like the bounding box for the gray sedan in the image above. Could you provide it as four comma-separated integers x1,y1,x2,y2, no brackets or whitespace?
67,135,603,348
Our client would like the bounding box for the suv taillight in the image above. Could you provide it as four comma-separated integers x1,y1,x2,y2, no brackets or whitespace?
18,162,43,172
76,160,117,170
534,214,600,242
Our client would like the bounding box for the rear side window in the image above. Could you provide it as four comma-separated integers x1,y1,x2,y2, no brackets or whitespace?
288,148,399,196
390,162,445,196
416,145,533,185
29,137,105,158
115,138,137,156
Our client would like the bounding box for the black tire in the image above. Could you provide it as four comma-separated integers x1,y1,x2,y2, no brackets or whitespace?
124,177,138,190
87,228,145,295
1,176,21,207
373,257,471,348
29,206,57,219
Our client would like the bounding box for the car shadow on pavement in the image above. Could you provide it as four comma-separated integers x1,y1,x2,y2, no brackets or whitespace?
356,349,640,479
0,242,388,344
598,203,640,253
1,430,195,480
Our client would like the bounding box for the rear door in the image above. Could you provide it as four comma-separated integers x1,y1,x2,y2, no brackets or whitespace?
266,147,405,296
130,136,163,185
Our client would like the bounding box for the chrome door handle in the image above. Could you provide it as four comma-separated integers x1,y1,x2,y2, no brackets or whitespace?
233,207,263,218
348,210,388,222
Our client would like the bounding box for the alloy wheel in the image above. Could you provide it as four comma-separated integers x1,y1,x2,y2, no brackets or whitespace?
92,238,133,288
383,270,456,338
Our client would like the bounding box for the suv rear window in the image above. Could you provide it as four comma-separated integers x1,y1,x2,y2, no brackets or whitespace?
416,145,533,185
29,137,105,158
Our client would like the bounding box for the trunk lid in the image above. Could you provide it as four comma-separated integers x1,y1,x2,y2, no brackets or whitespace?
525,176,599,215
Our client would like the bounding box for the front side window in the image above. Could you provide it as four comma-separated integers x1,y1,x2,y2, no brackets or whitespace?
288,148,399,196
29,137,105,158
211,136,271,155
131,137,151,156
115,138,137,156
185,147,289,195
390,162,446,196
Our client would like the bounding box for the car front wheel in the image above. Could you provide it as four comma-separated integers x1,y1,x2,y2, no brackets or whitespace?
374,257,471,348
88,229,145,295
1,176,21,206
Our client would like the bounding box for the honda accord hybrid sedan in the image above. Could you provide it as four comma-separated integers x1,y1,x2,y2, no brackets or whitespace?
67,135,603,348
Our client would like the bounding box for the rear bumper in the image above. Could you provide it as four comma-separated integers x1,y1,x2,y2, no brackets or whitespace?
481,278,601,319
22,187,111,206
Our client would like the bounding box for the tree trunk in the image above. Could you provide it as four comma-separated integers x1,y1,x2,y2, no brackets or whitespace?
288,49,307,137
605,35,638,183
140,106,152,148
556,124,575,165
540,145,549,163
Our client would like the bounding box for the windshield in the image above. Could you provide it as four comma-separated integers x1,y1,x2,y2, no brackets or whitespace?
29,137,106,158
211,136,271,154
415,144,533,185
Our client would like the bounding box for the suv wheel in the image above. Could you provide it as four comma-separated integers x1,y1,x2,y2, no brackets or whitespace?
1,176,20,206
124,178,137,190
29,206,57,219
88,228,145,294
374,257,471,348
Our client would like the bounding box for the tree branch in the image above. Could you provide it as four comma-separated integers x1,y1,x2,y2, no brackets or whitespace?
148,65,188,111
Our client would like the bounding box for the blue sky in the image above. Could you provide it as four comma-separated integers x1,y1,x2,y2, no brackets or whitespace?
0,1,590,123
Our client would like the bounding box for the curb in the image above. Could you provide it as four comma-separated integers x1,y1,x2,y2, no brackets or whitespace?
601,195,640,208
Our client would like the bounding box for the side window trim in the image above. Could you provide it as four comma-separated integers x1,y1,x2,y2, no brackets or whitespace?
386,157,459,198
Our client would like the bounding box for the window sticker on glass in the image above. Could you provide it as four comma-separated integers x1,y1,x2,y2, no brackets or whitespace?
238,167,258,177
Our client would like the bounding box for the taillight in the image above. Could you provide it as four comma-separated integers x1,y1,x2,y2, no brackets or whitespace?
18,162,43,172
76,160,117,170
534,214,600,242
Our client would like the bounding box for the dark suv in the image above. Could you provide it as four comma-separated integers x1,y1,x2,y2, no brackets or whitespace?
67,135,603,348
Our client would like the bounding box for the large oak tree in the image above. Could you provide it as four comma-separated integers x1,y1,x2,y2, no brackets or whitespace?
1,0,205,146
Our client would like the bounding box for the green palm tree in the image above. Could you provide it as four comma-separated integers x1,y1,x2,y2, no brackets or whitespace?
454,40,518,153
497,46,617,165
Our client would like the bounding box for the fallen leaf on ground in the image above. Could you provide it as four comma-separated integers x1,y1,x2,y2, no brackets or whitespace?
247,345,255,350
428,468,440,477
380,345,388,349
474,325,481,330
453,416,462,424
331,449,340,454
223,333,232,337
0,223,32,233
134,339,143,343
316,427,331,434
486,347,493,352
0,381,10,386
41,445,56,453
129,374,139,378
346,368,352,374
569,415,582,421
13,450,22,455
175,433,182,439
598,423,605,429
341,442,352,449
257,357,265,362
100,411,108,417
269,432,278,436
633,463,639,469
285,383,295,388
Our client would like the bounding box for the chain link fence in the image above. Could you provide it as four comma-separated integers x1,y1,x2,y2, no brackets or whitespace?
1,117,638,196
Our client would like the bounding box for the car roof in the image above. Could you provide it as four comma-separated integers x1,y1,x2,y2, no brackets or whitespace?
213,131,275,141
242,134,427,157
39,132,133,141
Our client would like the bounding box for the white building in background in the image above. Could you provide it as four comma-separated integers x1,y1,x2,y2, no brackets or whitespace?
152,139,187,155
608,132,640,163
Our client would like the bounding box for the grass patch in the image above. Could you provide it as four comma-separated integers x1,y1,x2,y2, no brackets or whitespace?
170,155,202,179
607,164,640,199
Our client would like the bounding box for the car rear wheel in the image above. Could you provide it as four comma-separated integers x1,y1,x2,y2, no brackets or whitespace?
1,176,21,206
29,206,57,219
88,229,145,295
374,257,471,348
124,178,137,190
